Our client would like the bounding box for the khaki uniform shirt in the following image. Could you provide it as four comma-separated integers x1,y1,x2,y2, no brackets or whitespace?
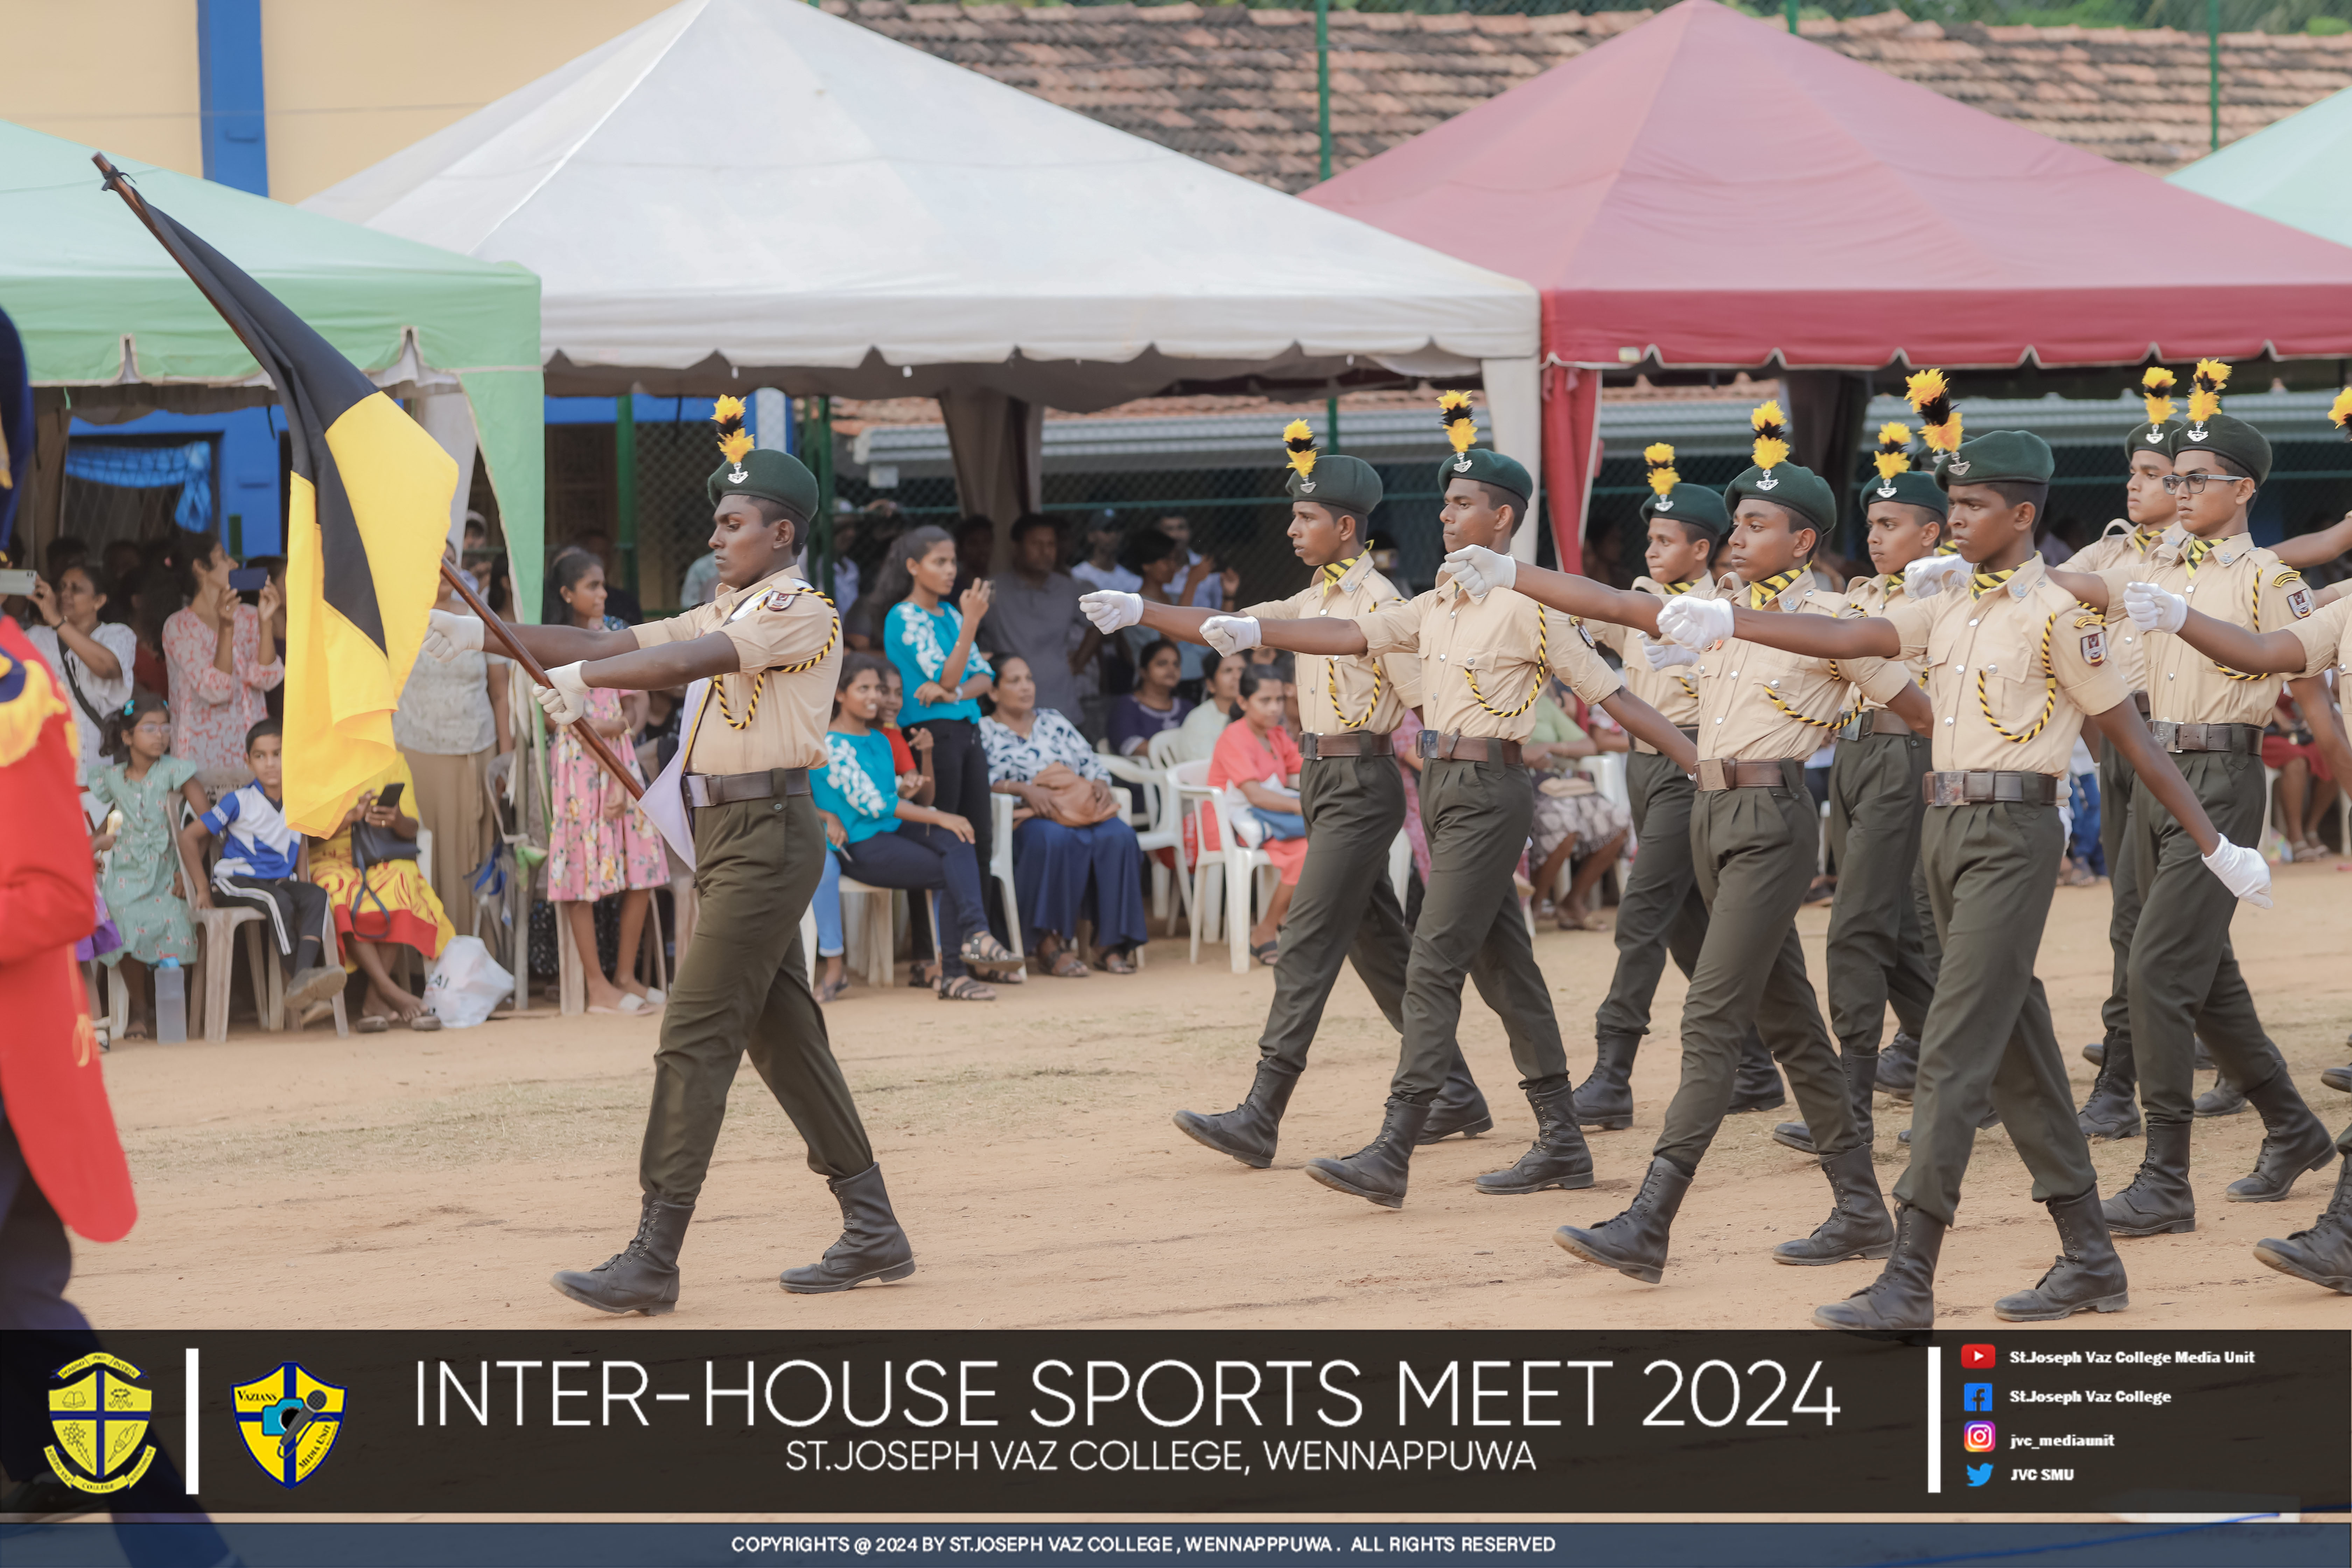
1585,576,1713,730
1354,575,1623,743
1842,574,1933,712
2092,528,2321,728
1243,555,1424,737
1689,572,1911,763
2286,593,2352,674
1880,557,2127,777
633,566,842,774
2068,519,2162,694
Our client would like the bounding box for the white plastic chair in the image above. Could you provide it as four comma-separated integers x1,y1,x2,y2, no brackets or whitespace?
1172,761,1279,973
1100,746,1188,931
987,792,1026,961
836,877,899,990
1388,828,1413,907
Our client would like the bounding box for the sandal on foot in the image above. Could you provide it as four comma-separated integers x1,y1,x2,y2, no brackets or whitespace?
1251,939,1280,967
409,1013,442,1031
1097,950,1138,975
814,976,850,1003
937,975,996,1001
356,1015,391,1034
960,930,1020,968
1044,950,1090,979
906,962,939,989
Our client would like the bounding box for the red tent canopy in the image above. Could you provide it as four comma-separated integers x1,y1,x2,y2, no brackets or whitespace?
1304,0,2352,567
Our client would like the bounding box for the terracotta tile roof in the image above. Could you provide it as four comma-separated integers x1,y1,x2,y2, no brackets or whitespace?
828,1,2352,189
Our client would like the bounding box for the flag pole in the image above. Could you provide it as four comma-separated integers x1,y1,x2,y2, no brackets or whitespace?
93,151,646,805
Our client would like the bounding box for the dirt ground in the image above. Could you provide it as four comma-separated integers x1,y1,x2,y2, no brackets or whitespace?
72,860,2352,1335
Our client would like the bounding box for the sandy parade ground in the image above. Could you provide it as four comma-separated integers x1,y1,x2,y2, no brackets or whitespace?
70,856,2352,1339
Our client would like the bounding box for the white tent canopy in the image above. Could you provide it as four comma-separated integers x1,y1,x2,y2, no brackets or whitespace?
303,0,1546,548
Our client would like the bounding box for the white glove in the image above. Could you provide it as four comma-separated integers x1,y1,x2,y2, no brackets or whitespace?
1079,590,1143,635
1636,632,1699,671
1657,594,1734,650
422,607,485,663
534,661,592,728
2200,839,2273,909
2123,581,2187,635
1903,553,1970,600
1441,544,1517,600
1199,615,1262,658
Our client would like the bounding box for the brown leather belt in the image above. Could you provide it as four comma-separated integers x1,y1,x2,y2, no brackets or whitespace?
1418,731,1524,766
685,767,812,809
1923,770,2059,807
2149,720,2262,755
1300,730,1394,760
1695,758,1795,792
2131,691,2151,719
1633,724,1700,758
1837,708,1916,741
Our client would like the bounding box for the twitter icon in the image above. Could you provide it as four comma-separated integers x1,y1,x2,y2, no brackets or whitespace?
1966,1463,1994,1488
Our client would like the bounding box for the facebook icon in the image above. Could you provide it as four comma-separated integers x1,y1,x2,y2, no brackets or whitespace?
1963,1383,1993,1412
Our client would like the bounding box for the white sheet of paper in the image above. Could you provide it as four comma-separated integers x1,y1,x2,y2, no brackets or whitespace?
640,676,707,871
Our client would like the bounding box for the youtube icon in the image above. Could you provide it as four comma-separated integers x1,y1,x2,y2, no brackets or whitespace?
1962,1344,1996,1369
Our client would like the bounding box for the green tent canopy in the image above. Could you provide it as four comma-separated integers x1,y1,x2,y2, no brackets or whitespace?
2167,85,2352,251
0,120,546,618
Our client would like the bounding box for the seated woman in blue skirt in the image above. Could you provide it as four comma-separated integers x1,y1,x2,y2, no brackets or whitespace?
814,654,1020,1002
979,655,1149,978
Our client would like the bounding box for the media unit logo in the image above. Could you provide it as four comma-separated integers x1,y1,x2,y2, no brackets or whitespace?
45,1352,158,1494
233,1364,348,1487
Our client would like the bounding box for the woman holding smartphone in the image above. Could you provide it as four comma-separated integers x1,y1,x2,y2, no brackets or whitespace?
160,527,282,779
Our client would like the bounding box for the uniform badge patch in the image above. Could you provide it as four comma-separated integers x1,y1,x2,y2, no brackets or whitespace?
1574,619,1597,648
2288,586,2314,619
2080,628,2106,665
763,590,797,612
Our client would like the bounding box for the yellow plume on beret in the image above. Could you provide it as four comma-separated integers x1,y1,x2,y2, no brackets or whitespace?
1644,442,1678,499
2138,367,2177,427
1749,401,1790,472
2189,358,2231,426
1438,390,1477,455
713,395,752,464
1905,369,1961,454
1874,422,1913,483
1283,418,1318,478
2329,386,2352,439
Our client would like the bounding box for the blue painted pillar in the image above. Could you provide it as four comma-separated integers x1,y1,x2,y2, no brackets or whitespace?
196,0,268,195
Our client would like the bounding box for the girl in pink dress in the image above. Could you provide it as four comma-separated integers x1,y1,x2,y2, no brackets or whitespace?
542,552,668,1014
160,528,283,778
1205,667,1308,965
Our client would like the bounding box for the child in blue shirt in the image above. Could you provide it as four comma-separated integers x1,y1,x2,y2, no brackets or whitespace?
179,718,345,1012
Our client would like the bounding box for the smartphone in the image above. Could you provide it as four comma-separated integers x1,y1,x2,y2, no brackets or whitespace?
228,567,270,593
374,782,406,814
0,569,37,596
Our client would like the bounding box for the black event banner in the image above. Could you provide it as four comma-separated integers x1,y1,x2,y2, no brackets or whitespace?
4,1331,2342,1516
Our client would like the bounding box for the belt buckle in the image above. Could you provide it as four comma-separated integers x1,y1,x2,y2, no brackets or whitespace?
1930,773,1962,808
1697,758,1727,792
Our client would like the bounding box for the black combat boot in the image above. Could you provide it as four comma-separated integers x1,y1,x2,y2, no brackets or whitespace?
1876,1032,1920,1102
1571,1032,1639,1132
2253,1159,2352,1294
1305,1098,1429,1210
1773,1049,1876,1155
1994,1189,2130,1320
1812,1205,1945,1332
780,1164,916,1294
2102,1120,2196,1236
1419,1048,1494,1143
1772,1144,1895,1265
2196,1070,2248,1118
1475,1083,1595,1195
1173,1062,1298,1169
2077,1036,2141,1141
551,1194,694,1315
1727,1029,1786,1113
2321,1063,2351,1094
2225,1072,2338,1203
1553,1157,1691,1284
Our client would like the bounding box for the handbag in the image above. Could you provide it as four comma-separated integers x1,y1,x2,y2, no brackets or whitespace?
1031,762,1120,828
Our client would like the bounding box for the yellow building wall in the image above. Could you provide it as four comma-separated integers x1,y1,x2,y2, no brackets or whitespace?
260,0,676,203
0,0,204,175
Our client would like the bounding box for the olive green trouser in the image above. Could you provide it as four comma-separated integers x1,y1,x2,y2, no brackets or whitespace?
1259,753,1413,1072
1391,758,1568,1102
1893,802,2099,1225
1591,745,1710,1043
640,789,874,1203
1825,731,1938,1062
2096,741,2144,1053
2127,750,2295,1129
1654,765,1859,1172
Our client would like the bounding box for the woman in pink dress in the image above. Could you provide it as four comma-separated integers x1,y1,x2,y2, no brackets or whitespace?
542,552,668,1014
1205,667,1308,965
160,527,283,778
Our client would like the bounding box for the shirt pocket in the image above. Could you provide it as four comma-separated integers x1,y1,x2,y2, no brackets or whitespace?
1975,664,2056,740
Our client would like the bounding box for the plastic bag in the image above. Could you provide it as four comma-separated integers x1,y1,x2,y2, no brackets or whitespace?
423,936,513,1029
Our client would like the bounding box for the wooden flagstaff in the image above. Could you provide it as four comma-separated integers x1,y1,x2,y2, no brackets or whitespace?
92,151,646,804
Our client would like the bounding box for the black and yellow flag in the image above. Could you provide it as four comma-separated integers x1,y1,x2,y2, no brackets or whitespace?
130,205,456,835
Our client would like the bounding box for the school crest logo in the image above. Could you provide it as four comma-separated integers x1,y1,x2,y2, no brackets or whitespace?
2080,628,2107,665
2146,429,2166,444
1298,479,1316,493
2184,427,2210,442
1947,460,1971,476
728,462,750,482
1452,456,1472,473
234,1364,348,1488
46,1353,156,1494
2288,586,2314,619
763,589,798,612
1755,472,1779,491
1654,496,1674,511
1875,482,1897,498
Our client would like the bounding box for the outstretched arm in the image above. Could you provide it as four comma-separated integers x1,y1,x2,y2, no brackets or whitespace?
2276,512,2352,572
1133,600,1220,645
579,632,744,690
1599,689,1697,772
1249,616,1370,658
1496,564,1664,635
2046,567,2110,611
2149,603,2309,676
1696,604,1902,661
2089,701,2222,855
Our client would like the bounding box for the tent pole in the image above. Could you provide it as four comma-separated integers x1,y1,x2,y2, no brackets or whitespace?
1784,0,1799,33
2207,0,2221,152
1316,0,1332,183
1326,396,1341,455
615,392,638,600
813,394,836,598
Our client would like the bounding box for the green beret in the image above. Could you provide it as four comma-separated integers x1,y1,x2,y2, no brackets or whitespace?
1439,447,1534,514
1287,453,1383,524
708,446,819,524
1640,481,1730,538
1725,461,1836,539
2170,411,2270,485
2125,417,2181,461
1857,468,1948,519
1935,430,2053,489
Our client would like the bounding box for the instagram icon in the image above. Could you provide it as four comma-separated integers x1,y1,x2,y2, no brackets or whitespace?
1963,1422,1996,1452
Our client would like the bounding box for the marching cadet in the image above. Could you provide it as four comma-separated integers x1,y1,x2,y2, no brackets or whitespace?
1194,425,1699,1210
1574,450,1783,1130
2039,374,2338,1238
1444,402,1930,1285
1078,419,1493,1169
429,413,914,1310
1772,429,1946,1158
1644,426,2271,1326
